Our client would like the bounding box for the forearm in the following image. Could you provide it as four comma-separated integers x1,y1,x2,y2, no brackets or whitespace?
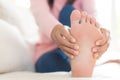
31,0,61,40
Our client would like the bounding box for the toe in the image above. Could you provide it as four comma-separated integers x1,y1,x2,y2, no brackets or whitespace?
90,16,96,26
86,15,91,24
81,11,87,23
95,21,100,28
70,10,81,25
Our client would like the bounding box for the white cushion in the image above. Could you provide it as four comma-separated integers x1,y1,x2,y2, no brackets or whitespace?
0,19,35,73
0,0,39,45
0,0,40,73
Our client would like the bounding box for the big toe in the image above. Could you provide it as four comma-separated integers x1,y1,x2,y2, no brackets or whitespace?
70,10,81,27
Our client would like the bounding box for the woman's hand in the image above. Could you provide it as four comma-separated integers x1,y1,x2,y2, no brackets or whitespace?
92,28,110,59
51,24,79,59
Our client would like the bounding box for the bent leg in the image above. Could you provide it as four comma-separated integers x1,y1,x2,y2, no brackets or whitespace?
59,5,75,27
35,5,75,73
35,48,71,72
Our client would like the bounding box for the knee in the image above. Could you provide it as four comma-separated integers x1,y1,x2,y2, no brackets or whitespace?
59,5,75,26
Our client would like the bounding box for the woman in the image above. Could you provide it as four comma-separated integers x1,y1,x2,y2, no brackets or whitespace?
31,0,110,72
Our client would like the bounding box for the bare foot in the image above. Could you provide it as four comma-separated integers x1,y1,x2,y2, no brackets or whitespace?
70,10,102,77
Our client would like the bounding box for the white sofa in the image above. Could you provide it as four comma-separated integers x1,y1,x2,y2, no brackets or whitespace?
0,0,39,73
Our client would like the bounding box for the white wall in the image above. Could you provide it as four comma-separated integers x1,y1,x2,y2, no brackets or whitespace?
95,0,119,50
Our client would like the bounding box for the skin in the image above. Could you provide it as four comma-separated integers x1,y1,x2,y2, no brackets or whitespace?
51,24,80,58
31,0,110,60
51,21,110,59
70,10,103,77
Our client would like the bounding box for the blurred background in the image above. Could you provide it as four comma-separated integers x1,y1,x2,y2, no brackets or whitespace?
14,0,120,49
95,0,120,51
9,0,120,58
12,0,120,60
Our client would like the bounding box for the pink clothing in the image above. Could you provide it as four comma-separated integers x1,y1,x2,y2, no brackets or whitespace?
31,0,95,62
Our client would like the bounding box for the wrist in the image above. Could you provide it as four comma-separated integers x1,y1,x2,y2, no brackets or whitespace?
64,25,71,34
51,24,63,40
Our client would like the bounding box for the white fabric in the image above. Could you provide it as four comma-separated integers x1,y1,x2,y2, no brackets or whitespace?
0,0,39,73
0,0,39,45
0,62,120,80
0,19,34,72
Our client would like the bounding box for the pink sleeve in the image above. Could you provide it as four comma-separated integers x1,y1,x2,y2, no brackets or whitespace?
81,0,96,16
31,0,61,40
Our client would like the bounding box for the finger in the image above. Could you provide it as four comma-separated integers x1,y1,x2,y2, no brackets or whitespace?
59,45,79,56
98,43,109,57
63,51,74,59
51,25,79,50
52,33,61,45
93,43,109,56
52,33,59,43
51,24,61,41
56,33,79,50
60,28,76,43
59,47,75,59
96,28,110,46
93,53,100,59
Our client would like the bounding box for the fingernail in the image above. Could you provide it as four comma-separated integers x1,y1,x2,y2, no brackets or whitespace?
93,48,97,52
71,38,76,42
74,51,79,55
74,45,79,49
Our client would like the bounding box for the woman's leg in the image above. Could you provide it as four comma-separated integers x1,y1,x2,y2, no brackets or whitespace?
59,5,75,27
35,5,75,73
57,5,75,63
35,48,70,72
